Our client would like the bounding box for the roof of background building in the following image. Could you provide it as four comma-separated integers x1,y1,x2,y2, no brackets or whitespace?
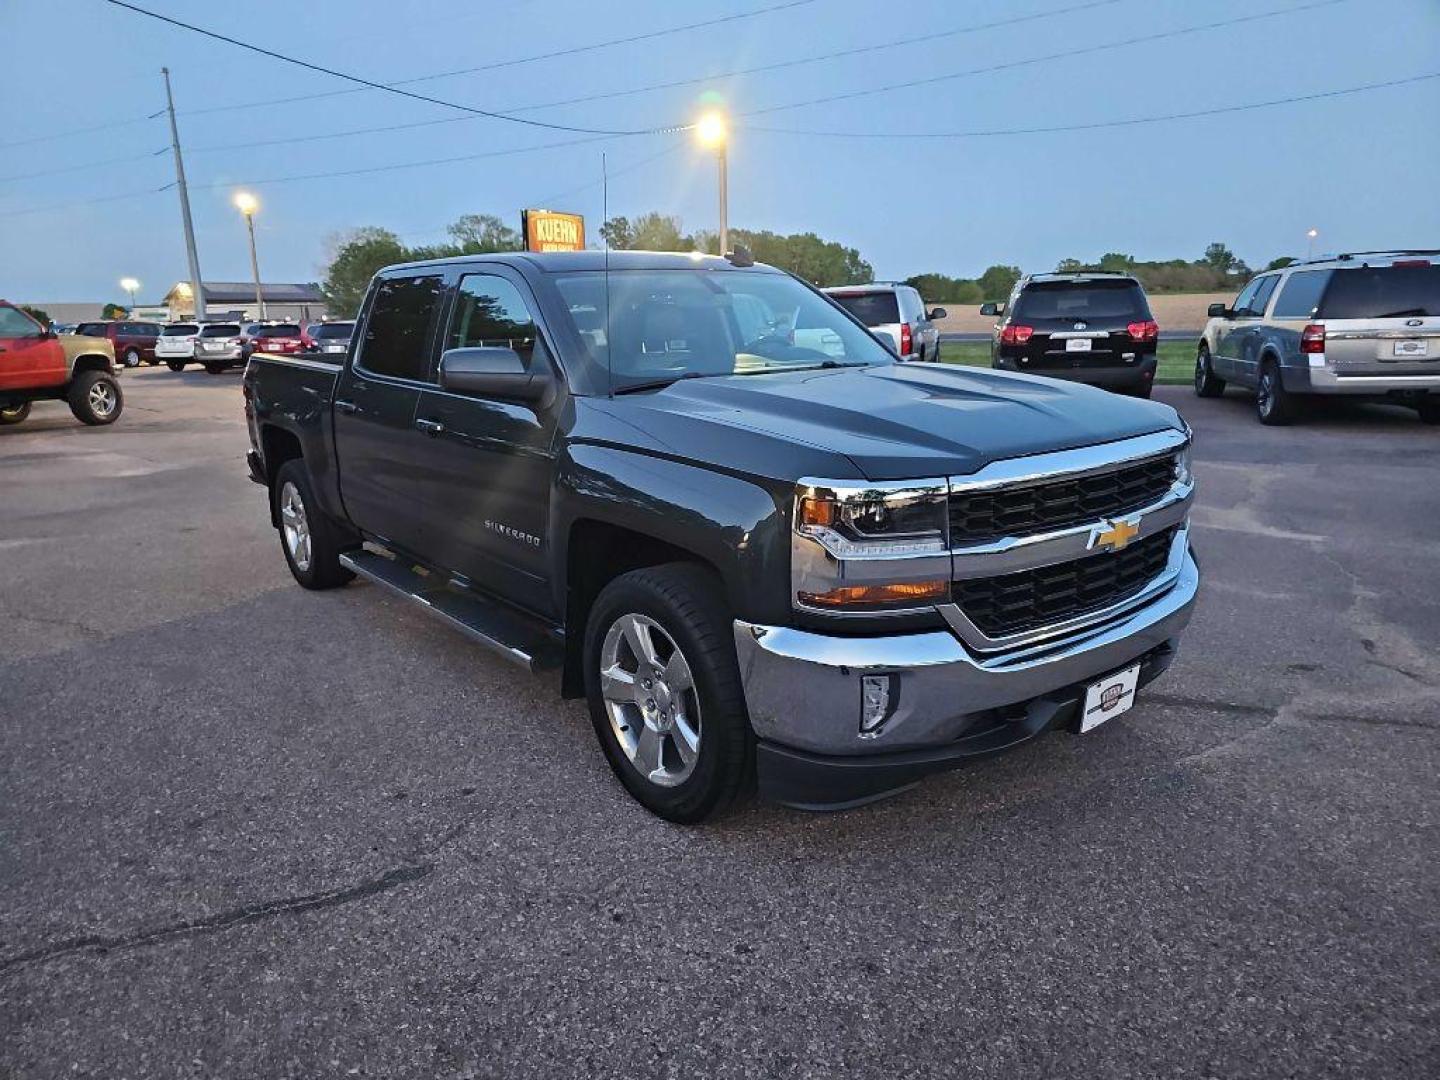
162,281,325,304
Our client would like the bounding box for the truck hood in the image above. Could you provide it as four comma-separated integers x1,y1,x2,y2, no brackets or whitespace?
607,363,1183,481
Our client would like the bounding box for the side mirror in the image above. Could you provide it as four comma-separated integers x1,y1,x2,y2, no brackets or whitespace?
439,346,553,403
1207,303,1229,318
980,302,1001,317
927,307,947,320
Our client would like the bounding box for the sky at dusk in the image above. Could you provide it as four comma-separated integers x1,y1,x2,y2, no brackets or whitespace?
3,0,1438,305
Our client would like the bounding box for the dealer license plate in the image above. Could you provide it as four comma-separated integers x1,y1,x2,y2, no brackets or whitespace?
1393,339,1428,358
1066,338,1092,352
1080,663,1140,733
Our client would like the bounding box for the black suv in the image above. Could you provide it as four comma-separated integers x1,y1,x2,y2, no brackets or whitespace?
983,272,1159,397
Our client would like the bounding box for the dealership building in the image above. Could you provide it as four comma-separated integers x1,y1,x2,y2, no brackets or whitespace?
161,281,327,322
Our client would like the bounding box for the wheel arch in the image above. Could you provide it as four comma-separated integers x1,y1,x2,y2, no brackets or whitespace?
260,423,304,526
70,353,113,377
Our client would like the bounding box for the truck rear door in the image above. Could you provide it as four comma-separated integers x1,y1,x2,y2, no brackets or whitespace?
332,272,445,557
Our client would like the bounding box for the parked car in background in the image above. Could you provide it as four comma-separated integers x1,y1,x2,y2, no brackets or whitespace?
1196,250,1440,424
194,323,245,374
243,250,1198,821
51,322,78,335
823,284,944,362
984,272,1160,397
155,322,201,371
304,320,355,360
0,301,122,426
75,319,162,368
241,323,305,361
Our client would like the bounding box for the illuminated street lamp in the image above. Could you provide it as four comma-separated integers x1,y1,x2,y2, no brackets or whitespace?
695,111,729,256
1307,227,1319,261
119,277,140,310
234,191,266,318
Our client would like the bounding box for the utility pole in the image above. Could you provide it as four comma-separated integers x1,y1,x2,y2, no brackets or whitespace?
162,68,206,321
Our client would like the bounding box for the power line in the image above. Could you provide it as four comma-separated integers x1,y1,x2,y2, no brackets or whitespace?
0,147,168,185
101,0,692,137
741,0,1353,117
0,184,175,221
179,0,1126,160
0,112,156,150
741,70,1440,138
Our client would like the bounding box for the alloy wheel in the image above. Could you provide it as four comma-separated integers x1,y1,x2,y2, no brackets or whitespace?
88,381,117,418
599,613,701,788
279,481,312,571
1257,370,1275,418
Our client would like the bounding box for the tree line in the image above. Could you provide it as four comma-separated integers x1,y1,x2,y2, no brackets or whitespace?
320,213,1288,317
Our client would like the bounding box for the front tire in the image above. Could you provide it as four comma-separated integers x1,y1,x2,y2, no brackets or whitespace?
1256,357,1296,425
122,348,141,368
273,460,355,590
583,564,752,823
67,371,123,425
0,402,32,426
1194,345,1225,397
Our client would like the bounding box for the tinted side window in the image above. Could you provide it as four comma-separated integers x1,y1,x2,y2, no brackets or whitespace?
1272,270,1331,319
357,275,444,381
1230,278,1261,315
1247,275,1279,316
447,274,537,367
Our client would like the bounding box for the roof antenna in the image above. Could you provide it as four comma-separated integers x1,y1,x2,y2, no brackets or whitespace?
602,151,613,399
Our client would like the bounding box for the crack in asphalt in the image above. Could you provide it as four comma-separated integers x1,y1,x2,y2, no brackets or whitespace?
0,862,433,977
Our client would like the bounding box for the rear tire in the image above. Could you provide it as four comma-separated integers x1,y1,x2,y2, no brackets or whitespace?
167,360,186,372
203,361,226,375
1194,344,1225,398
583,564,753,824
67,371,123,425
273,460,355,590
0,402,32,426
122,348,141,369
1256,357,1296,425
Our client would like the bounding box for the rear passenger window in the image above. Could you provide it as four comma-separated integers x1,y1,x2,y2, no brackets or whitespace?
357,275,444,381
447,274,538,368
1246,275,1279,316
1271,270,1331,319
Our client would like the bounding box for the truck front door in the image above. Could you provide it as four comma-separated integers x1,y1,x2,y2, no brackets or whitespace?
332,272,445,557
410,267,559,617
0,306,65,392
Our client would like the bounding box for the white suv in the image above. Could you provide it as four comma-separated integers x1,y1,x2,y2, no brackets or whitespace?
154,323,201,371
824,283,945,362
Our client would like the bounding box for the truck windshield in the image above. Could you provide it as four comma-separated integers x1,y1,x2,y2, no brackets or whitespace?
552,269,892,394
1319,265,1440,318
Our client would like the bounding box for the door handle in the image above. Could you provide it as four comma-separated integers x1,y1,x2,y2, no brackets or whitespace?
415,418,445,436
333,399,358,414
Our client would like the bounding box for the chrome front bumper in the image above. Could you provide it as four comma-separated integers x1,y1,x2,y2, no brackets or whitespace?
734,539,1199,759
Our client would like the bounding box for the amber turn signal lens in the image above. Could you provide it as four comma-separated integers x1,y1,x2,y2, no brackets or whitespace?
798,496,835,528
798,580,948,609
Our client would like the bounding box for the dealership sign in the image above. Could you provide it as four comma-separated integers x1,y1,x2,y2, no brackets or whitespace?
522,210,585,252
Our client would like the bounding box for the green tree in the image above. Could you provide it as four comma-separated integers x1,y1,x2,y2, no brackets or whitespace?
1204,242,1239,274
322,227,408,316
20,305,51,325
1097,252,1136,272
447,213,520,253
1264,256,1297,271
599,215,635,249
101,303,127,319
978,265,1021,300
1055,258,1085,273
904,273,980,304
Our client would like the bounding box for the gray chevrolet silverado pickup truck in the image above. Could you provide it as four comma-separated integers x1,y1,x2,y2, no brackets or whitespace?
243,250,1199,822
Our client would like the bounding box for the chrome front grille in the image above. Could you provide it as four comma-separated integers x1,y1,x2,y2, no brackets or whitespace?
948,454,1177,544
953,526,1177,637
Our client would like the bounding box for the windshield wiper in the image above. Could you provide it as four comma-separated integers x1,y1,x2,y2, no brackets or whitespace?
736,360,868,375
612,371,715,395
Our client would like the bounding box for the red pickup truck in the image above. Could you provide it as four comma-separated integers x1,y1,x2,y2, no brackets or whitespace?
1,302,123,426
75,319,162,368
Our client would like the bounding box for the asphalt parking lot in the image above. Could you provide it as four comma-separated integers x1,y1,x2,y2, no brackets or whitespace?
2,367,1436,1079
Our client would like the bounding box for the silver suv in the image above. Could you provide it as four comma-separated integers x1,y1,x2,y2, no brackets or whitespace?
1195,250,1440,424
824,283,945,362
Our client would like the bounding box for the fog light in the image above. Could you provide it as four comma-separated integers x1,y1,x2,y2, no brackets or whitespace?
860,674,897,735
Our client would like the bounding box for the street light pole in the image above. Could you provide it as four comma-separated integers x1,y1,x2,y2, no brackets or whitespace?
120,277,139,310
717,144,728,257
235,192,266,319
1306,228,1319,261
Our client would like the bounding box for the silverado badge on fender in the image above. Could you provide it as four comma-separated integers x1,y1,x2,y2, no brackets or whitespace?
1089,517,1141,553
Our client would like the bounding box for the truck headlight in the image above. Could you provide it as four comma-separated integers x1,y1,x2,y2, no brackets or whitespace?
1173,441,1193,488
792,479,951,613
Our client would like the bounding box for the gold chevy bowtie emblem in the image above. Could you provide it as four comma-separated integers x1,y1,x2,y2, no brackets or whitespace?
1091,518,1140,553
